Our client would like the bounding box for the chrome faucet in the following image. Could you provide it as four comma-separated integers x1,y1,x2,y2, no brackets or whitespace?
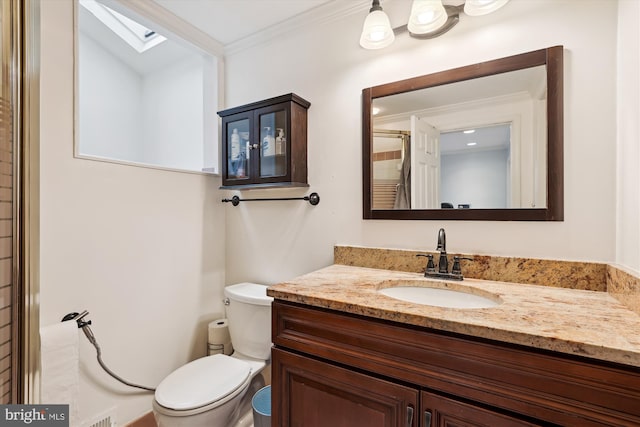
436,228,448,274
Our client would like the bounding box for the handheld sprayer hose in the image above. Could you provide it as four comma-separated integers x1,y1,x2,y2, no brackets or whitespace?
81,325,156,392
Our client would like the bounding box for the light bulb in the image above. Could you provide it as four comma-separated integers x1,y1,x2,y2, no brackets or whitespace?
408,0,447,35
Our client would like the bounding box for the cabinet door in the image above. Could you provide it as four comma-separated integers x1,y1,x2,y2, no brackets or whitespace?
273,348,418,427
422,391,540,427
256,102,290,181
222,111,253,185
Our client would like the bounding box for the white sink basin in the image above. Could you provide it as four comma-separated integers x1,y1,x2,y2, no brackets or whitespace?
379,285,500,309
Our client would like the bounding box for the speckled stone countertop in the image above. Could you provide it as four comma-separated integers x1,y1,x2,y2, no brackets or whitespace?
267,264,640,368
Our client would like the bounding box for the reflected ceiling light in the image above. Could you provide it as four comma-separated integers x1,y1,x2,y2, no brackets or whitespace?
359,0,395,50
463,129,476,134
372,107,381,115
464,0,510,16
467,142,477,146
360,0,510,49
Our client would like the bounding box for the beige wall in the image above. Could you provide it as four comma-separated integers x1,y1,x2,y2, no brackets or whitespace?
616,0,640,273
39,1,226,424
224,0,621,286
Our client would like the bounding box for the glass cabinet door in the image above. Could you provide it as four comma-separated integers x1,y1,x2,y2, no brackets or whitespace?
226,118,250,180
258,107,287,178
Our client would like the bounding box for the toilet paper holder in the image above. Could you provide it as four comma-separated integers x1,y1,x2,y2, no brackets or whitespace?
61,310,91,328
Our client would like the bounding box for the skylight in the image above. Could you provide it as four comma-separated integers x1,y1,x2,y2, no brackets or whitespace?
79,0,167,53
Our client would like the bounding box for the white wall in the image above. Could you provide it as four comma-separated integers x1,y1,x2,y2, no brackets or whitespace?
616,0,640,273
78,32,143,162
141,55,205,171
79,29,213,173
224,0,619,287
40,1,226,424
441,148,509,209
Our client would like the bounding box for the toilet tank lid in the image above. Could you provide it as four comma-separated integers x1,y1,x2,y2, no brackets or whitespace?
224,283,273,306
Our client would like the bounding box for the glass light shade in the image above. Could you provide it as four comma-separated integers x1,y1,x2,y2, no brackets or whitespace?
407,0,447,34
360,9,395,49
464,0,510,16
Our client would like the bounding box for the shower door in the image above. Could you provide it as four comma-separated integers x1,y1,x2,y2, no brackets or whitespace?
0,0,30,404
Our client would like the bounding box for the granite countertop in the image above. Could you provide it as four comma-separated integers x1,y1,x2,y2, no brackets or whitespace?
267,264,640,368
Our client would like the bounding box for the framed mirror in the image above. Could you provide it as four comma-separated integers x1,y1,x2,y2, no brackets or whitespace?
362,46,563,221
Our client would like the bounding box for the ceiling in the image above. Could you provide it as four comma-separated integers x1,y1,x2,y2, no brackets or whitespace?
82,0,467,60
79,0,364,74
152,0,467,48
152,0,338,46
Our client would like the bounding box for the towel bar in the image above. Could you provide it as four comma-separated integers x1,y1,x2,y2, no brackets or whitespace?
222,192,320,207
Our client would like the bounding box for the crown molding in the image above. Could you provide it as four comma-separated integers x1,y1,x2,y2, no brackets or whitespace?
104,0,225,57
225,0,371,56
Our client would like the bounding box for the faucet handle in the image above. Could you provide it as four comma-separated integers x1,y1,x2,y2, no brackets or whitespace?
416,254,436,274
451,256,473,276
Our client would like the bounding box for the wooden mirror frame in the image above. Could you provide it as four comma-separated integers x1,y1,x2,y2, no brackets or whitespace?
362,46,563,221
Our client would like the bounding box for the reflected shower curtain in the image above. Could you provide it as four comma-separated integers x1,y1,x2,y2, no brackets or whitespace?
394,136,411,209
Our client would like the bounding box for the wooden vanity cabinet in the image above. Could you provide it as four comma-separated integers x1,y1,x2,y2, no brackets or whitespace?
273,348,419,427
271,301,640,427
217,93,310,189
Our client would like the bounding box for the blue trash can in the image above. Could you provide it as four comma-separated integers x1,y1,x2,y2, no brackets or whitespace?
252,385,271,427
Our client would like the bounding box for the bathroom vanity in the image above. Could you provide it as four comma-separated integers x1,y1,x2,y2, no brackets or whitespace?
268,265,640,426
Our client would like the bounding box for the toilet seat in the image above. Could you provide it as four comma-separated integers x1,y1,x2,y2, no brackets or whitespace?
154,354,251,413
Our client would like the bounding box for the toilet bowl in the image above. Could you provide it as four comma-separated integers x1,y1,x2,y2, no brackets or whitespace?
153,283,273,427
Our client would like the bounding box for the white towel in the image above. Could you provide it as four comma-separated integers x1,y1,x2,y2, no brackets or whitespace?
40,321,79,425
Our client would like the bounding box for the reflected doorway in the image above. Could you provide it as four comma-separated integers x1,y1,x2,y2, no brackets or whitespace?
440,123,512,209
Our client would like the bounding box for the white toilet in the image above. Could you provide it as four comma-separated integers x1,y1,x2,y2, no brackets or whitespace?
153,283,273,427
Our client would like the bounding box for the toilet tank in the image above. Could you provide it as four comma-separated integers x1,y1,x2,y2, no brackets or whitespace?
224,283,274,360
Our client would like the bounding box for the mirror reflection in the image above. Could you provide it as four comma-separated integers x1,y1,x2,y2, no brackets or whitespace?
371,65,547,210
363,46,563,221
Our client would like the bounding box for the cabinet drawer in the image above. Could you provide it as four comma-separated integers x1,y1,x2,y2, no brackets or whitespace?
273,301,640,426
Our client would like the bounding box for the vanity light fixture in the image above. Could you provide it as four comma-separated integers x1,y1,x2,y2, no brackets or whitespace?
464,0,510,16
408,0,448,34
359,0,395,50
360,0,510,49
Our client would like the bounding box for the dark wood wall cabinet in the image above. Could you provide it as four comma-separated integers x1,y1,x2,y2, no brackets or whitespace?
271,301,640,427
218,93,310,189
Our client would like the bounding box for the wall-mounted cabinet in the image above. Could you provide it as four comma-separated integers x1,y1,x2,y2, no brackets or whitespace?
218,93,310,189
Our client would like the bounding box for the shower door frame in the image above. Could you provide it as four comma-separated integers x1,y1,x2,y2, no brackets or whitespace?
2,0,40,403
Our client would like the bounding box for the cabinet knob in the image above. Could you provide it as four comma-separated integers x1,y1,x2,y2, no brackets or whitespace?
248,143,259,150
